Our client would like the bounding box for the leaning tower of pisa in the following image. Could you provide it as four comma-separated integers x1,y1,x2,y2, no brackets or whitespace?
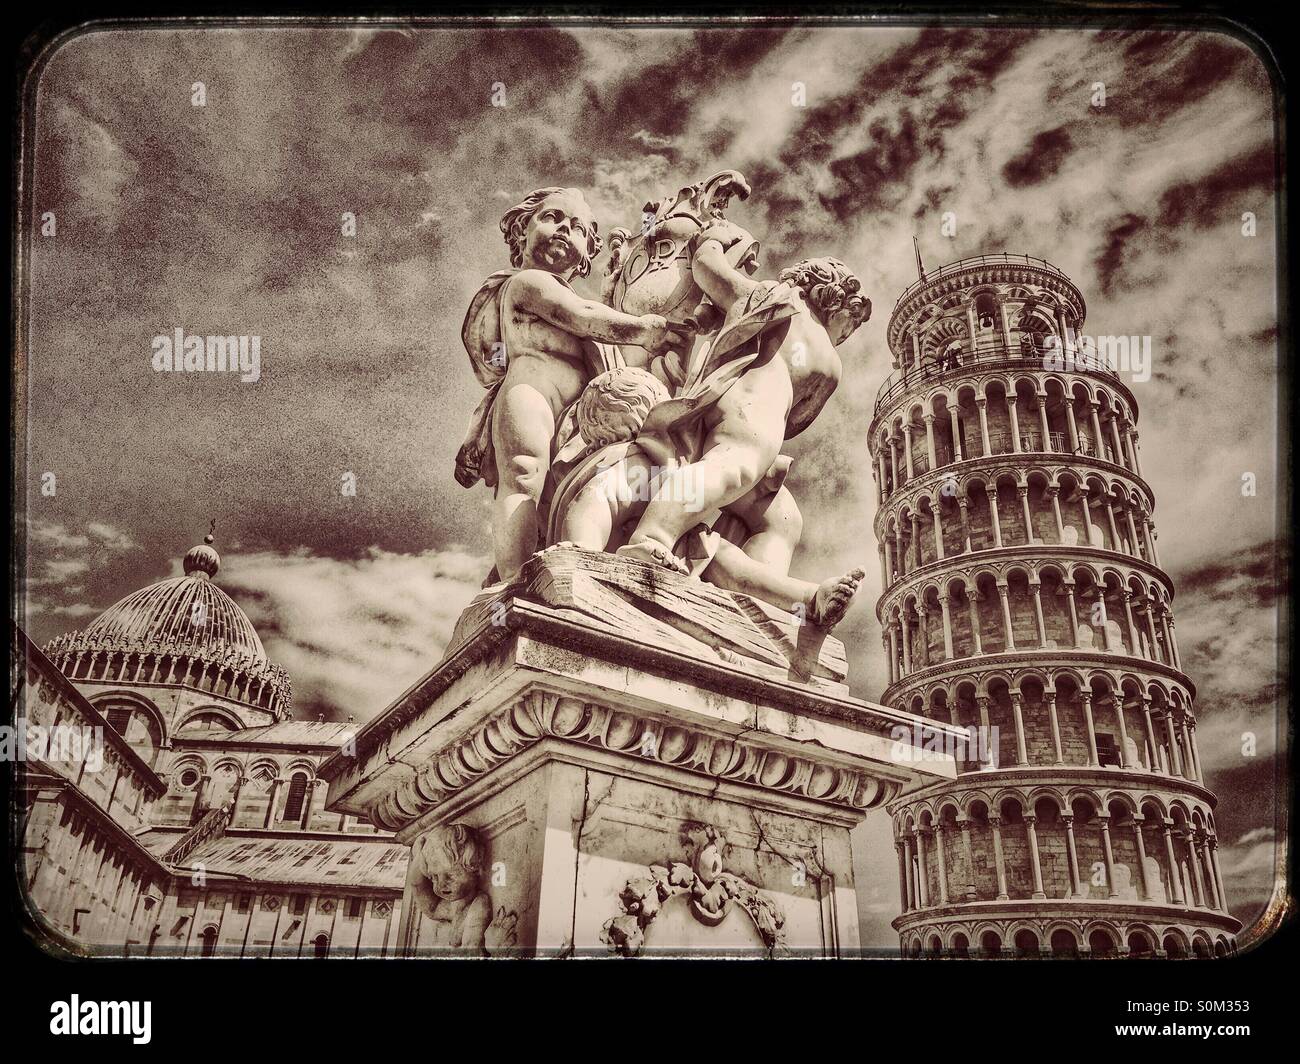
868,254,1240,959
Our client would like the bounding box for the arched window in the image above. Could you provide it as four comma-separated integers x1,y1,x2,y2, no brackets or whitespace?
1088,929,1117,958
283,772,310,822
1014,929,1041,958
200,926,218,958
313,933,329,959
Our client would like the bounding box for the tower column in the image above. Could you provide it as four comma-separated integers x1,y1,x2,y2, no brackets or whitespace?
1036,395,1051,451
1064,397,1081,452
938,594,955,660
913,830,929,907
903,834,916,910
1201,832,1222,910
1025,814,1047,899
1018,486,1033,543
1162,822,1185,904
915,604,930,668
1187,832,1207,908
1080,691,1099,765
1063,581,1080,646
1029,581,1047,647
1093,589,1115,651
933,825,949,905
957,496,972,553
1121,591,1141,654
1165,711,1184,777
996,582,1016,651
1124,506,1142,558
1088,401,1104,460
949,406,964,462
1099,816,1118,897
989,816,1009,900
931,503,945,559
1113,695,1133,767
1063,814,1082,897
1133,817,1152,900
1046,690,1064,765
895,842,910,913
1010,691,1028,765
903,424,916,480
986,487,1003,547
965,587,983,655
975,398,991,456
1104,499,1122,551
1008,395,1023,452
958,817,977,899
1047,487,1065,541
1142,698,1166,773
923,412,937,469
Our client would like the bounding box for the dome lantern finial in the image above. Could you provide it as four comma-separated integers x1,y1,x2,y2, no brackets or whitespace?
183,519,221,579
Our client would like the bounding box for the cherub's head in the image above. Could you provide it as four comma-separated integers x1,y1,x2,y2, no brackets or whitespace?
577,367,670,447
501,187,603,279
778,257,872,346
418,823,484,903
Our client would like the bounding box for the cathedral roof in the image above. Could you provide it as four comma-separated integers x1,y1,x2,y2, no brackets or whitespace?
43,531,292,718
71,536,266,662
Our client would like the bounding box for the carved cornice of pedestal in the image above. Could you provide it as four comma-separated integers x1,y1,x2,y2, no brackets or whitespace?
366,688,906,832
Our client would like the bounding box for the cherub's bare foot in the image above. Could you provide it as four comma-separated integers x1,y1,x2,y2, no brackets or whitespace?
616,538,690,576
808,567,865,628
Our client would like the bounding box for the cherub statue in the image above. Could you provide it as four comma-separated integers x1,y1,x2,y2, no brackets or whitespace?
617,221,872,592
552,366,864,628
455,187,689,582
409,823,517,955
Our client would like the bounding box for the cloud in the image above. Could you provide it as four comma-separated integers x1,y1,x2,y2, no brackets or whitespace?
219,545,489,721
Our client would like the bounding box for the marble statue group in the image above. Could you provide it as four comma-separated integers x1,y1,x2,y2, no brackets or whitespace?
454,170,872,630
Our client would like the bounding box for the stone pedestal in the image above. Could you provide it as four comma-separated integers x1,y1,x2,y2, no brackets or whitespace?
320,547,954,957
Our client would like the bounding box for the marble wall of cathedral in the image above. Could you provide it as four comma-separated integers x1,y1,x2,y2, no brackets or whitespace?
16,630,405,957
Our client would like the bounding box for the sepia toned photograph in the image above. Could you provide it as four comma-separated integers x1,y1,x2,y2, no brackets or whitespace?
9,10,1287,1007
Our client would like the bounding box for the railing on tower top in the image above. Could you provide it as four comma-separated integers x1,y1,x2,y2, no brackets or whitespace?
891,253,1071,311
873,338,1119,418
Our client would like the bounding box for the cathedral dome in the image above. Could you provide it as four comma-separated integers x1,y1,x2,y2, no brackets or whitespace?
74,535,266,662
43,532,292,719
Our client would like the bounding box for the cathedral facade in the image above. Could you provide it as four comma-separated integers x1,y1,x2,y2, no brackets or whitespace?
871,254,1240,958
17,536,406,957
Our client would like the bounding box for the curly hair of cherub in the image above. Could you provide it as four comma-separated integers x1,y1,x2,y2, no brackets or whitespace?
577,367,670,447
500,187,603,278
778,257,872,327
424,823,485,873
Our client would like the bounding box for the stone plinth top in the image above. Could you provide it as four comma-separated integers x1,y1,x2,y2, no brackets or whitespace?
319,547,957,837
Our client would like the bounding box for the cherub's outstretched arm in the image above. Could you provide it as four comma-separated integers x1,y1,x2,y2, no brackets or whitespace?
512,270,679,351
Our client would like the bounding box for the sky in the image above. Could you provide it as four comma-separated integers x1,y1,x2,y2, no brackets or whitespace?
20,22,1283,947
